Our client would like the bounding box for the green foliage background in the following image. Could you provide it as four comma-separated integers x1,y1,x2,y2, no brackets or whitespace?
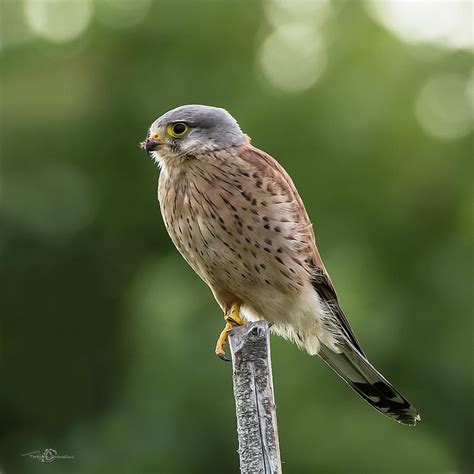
1,1,472,473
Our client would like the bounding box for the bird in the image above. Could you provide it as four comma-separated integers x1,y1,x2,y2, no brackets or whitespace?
140,104,420,426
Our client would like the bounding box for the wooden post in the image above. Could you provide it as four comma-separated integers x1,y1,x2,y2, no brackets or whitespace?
228,321,282,474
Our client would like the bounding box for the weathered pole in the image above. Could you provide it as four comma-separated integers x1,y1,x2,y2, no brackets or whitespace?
228,321,282,474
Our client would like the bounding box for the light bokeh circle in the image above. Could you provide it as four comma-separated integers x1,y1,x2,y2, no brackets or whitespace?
258,24,327,93
24,0,93,43
415,74,473,141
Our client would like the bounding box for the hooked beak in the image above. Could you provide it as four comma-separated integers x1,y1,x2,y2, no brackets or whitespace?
140,134,163,152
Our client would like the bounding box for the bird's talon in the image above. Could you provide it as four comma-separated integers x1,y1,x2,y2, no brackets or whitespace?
217,352,231,362
226,303,244,326
225,316,240,326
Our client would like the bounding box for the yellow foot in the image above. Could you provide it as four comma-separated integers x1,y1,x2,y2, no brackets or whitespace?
226,303,244,326
215,320,235,362
215,304,243,361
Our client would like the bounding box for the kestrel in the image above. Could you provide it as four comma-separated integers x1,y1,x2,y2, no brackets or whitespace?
141,104,420,426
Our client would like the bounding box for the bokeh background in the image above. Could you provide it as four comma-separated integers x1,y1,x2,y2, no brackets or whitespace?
1,0,473,473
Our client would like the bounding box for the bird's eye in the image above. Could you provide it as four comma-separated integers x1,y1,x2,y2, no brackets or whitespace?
167,122,189,138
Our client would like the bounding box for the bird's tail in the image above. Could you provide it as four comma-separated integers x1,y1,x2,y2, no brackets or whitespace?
319,342,420,426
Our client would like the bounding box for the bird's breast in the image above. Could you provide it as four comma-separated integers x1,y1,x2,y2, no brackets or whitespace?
158,157,313,305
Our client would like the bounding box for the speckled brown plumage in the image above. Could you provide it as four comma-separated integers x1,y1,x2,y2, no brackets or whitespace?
158,143,340,354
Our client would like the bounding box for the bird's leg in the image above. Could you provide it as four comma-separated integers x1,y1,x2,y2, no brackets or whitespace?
215,304,243,361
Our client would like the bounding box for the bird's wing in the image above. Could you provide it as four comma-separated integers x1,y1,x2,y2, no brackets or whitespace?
238,144,366,356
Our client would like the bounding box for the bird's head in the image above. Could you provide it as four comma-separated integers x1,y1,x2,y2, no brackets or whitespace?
140,104,247,165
